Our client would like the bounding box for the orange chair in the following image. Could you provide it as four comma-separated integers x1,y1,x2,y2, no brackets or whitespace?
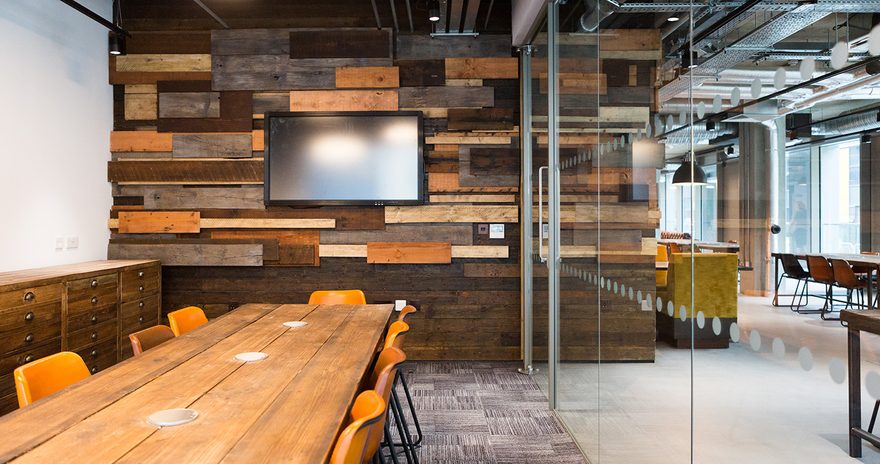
167,306,208,336
329,390,386,464
383,321,411,350
656,244,669,288
397,305,417,323
390,306,424,448
14,351,90,408
308,290,367,305
129,325,175,356
366,347,411,463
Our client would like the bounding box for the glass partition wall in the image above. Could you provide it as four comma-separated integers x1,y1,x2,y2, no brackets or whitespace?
522,1,880,463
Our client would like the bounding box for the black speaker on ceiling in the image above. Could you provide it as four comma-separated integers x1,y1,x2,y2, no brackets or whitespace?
785,113,811,139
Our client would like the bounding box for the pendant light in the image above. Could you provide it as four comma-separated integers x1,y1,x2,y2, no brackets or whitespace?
428,0,440,22
672,152,707,186
108,0,126,55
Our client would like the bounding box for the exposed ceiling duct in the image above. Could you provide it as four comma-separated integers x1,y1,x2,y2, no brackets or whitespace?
662,122,736,145
811,110,880,136
578,0,618,33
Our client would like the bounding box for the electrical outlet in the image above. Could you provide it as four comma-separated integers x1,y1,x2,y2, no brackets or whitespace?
477,224,489,235
489,224,505,239
394,300,407,311
66,236,79,250
55,237,65,251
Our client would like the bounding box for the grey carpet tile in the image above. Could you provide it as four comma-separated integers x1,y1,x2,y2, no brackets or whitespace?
404,361,588,464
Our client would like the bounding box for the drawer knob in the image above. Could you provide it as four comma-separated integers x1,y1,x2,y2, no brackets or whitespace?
138,286,144,292
90,279,98,288
138,301,144,308
23,354,34,364
90,366,98,374
90,349,98,357
23,292,35,303
24,312,34,322
91,296,98,305
91,315,98,323
24,333,33,343
138,271,144,278
138,316,144,323
91,332,98,341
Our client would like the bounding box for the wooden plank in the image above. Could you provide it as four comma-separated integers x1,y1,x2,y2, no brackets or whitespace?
425,134,511,144
318,244,368,257
463,263,519,278
289,89,398,111
158,91,253,133
252,92,290,114
109,56,212,85
110,131,173,152
367,242,452,264
447,108,515,131
445,79,483,87
335,66,399,88
428,194,516,203
107,159,263,184
211,54,337,91
158,92,221,118
124,93,157,121
212,29,292,55
172,134,253,158
115,54,211,72
452,246,509,259
218,305,391,463
0,304,279,462
200,218,335,229
289,30,392,59
397,60,445,86
199,207,384,231
385,205,518,223
445,58,518,79
117,186,263,209
396,34,513,59
320,224,474,246
117,211,200,234
398,86,493,108
428,172,518,193
108,243,263,266
110,305,357,464
211,230,320,266
127,31,212,54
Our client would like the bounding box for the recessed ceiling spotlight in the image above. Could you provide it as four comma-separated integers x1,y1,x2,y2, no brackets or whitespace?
667,16,680,22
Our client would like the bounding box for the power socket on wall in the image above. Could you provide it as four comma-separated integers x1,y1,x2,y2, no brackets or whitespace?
55,236,79,252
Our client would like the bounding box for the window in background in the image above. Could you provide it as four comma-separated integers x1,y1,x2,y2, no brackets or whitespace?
819,138,860,253
700,165,718,242
782,147,812,253
659,163,717,241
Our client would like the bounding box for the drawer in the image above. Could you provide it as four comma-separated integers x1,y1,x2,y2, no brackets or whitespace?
0,339,62,394
75,338,117,375
119,294,159,320
0,283,62,309
120,310,159,338
120,266,159,302
67,274,118,311
0,317,61,356
67,303,117,334
68,320,118,351
0,300,61,337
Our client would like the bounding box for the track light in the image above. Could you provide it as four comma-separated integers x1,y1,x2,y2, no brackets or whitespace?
109,32,126,56
667,16,680,22
428,0,440,22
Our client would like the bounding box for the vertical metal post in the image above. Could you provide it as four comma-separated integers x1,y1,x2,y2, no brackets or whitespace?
518,45,537,376
547,0,561,410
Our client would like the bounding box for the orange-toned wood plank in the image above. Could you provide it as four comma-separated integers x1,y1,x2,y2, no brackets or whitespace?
110,131,173,152
367,242,452,264
335,66,399,88
289,90,398,111
117,211,200,233
445,58,518,79
252,130,264,151
211,230,319,266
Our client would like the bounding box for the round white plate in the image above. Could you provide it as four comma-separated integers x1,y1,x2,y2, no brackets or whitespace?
283,321,308,328
148,408,198,427
235,352,268,363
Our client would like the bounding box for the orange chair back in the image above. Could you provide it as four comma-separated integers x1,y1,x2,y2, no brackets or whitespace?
806,255,835,285
831,259,865,289
14,351,90,408
365,347,406,461
167,306,208,336
129,325,175,356
329,390,385,464
383,321,410,350
656,244,669,263
308,290,367,305
397,305,417,323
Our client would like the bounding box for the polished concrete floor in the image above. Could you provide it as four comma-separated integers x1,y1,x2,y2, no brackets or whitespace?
534,295,880,464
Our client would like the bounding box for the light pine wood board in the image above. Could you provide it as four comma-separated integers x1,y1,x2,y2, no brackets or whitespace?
444,58,518,79
117,211,201,233
366,242,452,264
108,217,335,230
0,304,280,461
385,205,518,223
124,93,157,121
428,194,516,203
335,66,399,88
115,54,212,72
289,89,398,111
319,244,508,259
10,304,322,464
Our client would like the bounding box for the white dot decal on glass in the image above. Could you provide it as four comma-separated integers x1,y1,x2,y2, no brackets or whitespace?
749,329,761,351
628,288,634,300
646,293,652,306
646,121,653,138
607,279,612,291
798,346,813,371
678,111,687,126
712,94,722,113
696,311,705,329
771,338,785,359
637,290,643,302
646,298,652,310
679,306,687,322
870,24,880,56
867,372,880,399
750,77,762,99
666,115,674,130
711,317,722,336
730,87,741,106
653,115,662,134
614,282,619,294
730,322,741,342
830,41,849,70
799,57,815,81
612,138,618,150
829,358,846,384
697,101,706,119
773,67,786,90
656,297,662,312
667,301,674,316
600,277,605,288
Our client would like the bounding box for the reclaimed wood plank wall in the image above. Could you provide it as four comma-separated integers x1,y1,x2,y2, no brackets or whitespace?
107,28,661,361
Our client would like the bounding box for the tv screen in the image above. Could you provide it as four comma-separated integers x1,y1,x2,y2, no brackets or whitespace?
264,111,423,205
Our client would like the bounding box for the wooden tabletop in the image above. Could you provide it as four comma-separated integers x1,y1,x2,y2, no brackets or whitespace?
772,252,880,267
0,303,393,463
841,310,880,334
659,239,740,252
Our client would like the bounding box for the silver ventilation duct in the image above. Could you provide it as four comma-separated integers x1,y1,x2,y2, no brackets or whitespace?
812,111,880,136
578,0,617,32
662,122,736,144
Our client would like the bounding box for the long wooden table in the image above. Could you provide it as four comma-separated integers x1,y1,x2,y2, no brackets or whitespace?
772,252,880,310
841,309,880,457
0,303,393,463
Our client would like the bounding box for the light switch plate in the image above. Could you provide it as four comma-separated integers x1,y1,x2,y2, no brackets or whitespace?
66,236,79,250
394,300,407,311
489,224,505,239
477,224,489,235
55,237,65,251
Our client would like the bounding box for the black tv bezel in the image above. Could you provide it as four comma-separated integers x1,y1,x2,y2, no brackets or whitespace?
263,111,425,207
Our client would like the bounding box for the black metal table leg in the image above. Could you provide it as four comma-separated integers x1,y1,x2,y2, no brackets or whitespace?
850,326,863,457
773,255,781,306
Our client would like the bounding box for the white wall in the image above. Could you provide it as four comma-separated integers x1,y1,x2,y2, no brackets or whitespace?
0,0,113,272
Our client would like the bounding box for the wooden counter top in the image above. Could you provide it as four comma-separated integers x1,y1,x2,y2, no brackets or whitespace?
0,260,159,289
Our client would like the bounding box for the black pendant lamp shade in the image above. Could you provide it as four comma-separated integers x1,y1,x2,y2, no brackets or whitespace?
428,0,441,22
672,157,707,186
109,32,126,56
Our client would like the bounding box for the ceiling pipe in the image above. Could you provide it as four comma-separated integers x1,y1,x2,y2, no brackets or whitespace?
370,0,383,29
57,0,129,36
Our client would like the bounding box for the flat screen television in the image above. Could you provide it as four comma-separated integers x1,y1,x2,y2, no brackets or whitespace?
264,111,424,205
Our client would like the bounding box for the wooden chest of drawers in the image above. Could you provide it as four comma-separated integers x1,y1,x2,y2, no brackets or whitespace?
0,260,160,415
